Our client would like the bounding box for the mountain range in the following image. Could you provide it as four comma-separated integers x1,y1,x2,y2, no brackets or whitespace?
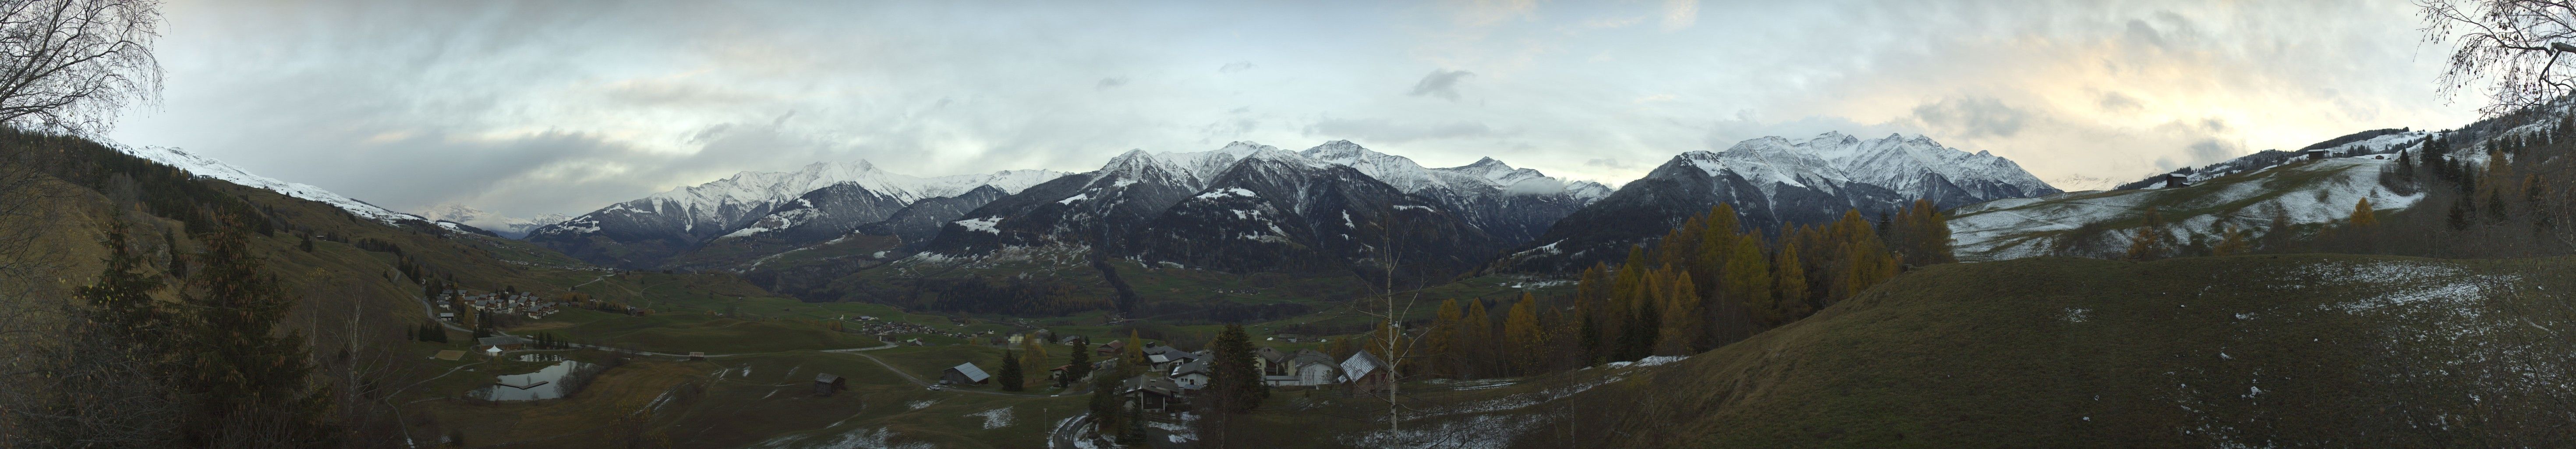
1492,132,2061,273
122,133,2066,283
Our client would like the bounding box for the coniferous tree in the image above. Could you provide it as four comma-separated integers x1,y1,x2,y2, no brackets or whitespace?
177,226,336,448
1653,268,1701,356
1503,294,1542,374
998,349,1025,392
1087,361,1123,436
1460,299,1493,377
26,220,183,447
1204,324,1266,413
1426,298,1461,378
1723,236,1780,327
1772,241,1809,319
1066,341,1092,387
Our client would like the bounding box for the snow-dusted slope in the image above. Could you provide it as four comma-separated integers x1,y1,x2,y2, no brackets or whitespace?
1951,157,2418,261
2116,130,2430,190
118,146,426,224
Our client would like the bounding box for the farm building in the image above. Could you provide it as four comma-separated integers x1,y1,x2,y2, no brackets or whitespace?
1341,351,1392,395
814,373,847,396
1122,375,1183,413
942,363,991,385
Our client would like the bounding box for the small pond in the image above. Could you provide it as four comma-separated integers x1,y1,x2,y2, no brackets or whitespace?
472,360,594,401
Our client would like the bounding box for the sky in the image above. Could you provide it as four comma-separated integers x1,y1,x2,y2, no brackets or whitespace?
110,0,2484,221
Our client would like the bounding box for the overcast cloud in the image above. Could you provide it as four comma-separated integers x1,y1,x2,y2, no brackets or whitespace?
109,0,2480,219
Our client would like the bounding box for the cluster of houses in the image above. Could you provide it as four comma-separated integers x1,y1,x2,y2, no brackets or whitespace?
441,290,568,321
843,317,969,342
1096,341,1395,414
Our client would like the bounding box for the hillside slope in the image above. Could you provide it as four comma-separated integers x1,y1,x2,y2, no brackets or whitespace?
1949,157,2417,261
1408,255,2576,448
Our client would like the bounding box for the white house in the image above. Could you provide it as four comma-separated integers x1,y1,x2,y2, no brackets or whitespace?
1170,360,1211,389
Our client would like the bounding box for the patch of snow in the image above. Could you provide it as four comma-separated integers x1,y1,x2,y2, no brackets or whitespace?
952,217,1003,234
969,407,1015,430
1195,187,1257,200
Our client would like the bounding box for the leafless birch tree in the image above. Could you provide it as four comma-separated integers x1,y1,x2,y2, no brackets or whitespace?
2422,0,2576,115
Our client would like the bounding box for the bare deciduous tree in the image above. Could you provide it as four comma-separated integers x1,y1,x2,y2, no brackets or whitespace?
2422,0,2576,115
0,0,163,137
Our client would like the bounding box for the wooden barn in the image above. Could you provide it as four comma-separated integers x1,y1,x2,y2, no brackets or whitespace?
814,373,847,396
942,363,991,385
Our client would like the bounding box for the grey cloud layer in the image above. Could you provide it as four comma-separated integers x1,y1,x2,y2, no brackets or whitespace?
109,0,2476,219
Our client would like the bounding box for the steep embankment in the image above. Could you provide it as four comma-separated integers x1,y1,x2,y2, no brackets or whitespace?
1456,255,2576,447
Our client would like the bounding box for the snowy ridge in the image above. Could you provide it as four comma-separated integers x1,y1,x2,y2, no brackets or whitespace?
1301,140,1612,201
637,160,1065,227
1697,132,2056,200
1950,157,2419,261
118,146,427,224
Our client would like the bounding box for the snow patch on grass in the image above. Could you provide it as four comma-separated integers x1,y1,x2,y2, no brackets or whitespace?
970,407,1015,430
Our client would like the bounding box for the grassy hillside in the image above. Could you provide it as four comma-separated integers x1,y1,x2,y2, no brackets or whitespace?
1398,255,2576,448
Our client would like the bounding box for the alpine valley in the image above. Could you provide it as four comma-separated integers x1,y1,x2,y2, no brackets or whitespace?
22,107,2576,448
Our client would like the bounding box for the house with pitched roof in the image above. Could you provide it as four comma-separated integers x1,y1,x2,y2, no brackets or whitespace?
942,363,991,385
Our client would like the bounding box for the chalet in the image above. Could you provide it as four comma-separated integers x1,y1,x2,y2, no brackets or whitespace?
1141,346,1200,371
2160,171,2190,189
1049,364,1075,384
1121,375,1183,413
1059,335,1089,346
1170,360,1211,390
942,363,991,385
814,373,847,396
1095,339,1127,356
2304,148,2330,160
1341,351,1392,395
1257,347,1291,376
476,336,528,351
1283,351,1339,387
